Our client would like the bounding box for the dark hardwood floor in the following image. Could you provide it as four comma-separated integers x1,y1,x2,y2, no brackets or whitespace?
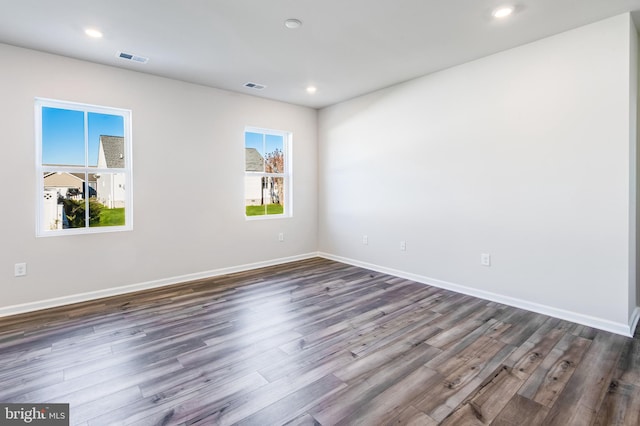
1,257,639,425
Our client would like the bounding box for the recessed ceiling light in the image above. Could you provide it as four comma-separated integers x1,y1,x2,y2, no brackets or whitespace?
306,86,317,94
284,19,302,29
492,6,514,19
85,28,103,38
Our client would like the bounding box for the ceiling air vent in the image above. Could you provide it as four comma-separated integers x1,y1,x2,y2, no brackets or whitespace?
116,51,149,64
244,82,266,90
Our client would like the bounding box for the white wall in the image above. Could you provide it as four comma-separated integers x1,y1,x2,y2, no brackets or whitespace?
630,16,639,321
319,14,639,334
0,43,317,311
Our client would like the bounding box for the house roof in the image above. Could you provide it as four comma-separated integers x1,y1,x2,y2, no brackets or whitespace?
43,172,97,189
71,173,97,183
43,172,83,184
43,172,97,183
100,136,125,168
245,148,264,172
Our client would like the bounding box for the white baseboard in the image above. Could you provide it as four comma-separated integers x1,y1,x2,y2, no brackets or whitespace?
3,251,638,337
629,306,640,337
318,252,638,337
0,252,319,319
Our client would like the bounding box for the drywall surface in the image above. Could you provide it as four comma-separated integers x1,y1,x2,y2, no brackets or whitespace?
319,14,636,330
1,43,317,310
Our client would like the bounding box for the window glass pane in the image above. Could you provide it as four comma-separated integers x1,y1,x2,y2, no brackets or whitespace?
265,134,284,173
42,107,85,166
94,171,126,206
91,172,126,227
245,132,264,172
266,177,285,215
88,113,125,168
43,171,88,229
42,173,64,230
245,176,267,216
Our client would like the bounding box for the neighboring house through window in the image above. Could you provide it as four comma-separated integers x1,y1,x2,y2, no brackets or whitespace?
244,127,291,218
96,135,127,209
36,98,132,236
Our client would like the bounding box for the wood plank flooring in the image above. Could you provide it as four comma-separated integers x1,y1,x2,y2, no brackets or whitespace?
0,257,638,425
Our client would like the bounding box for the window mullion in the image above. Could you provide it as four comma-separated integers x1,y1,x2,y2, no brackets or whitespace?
262,133,267,173
84,111,90,228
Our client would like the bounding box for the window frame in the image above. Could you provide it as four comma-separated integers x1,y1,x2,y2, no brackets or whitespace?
35,98,133,237
244,126,292,220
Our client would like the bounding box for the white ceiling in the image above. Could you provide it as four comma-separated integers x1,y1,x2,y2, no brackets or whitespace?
1,0,640,109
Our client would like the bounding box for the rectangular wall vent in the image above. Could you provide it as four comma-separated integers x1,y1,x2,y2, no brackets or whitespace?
244,82,266,90
116,52,149,64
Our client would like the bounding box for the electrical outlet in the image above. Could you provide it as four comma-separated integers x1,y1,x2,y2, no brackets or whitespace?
400,241,406,251
362,235,368,245
481,253,491,267
278,232,284,242
14,263,27,277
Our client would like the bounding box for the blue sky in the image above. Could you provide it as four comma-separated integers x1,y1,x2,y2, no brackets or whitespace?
245,131,283,160
42,107,124,166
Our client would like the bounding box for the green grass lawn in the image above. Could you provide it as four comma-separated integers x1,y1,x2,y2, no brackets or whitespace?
97,207,125,226
246,204,284,216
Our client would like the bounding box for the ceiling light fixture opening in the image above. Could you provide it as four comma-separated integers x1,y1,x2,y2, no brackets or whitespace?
85,28,103,38
284,19,302,29
306,86,317,94
492,6,514,18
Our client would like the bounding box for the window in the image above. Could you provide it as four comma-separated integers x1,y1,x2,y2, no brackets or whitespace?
244,127,291,218
35,98,132,236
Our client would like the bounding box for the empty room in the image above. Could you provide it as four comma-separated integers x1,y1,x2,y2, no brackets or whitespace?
2,1,640,424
